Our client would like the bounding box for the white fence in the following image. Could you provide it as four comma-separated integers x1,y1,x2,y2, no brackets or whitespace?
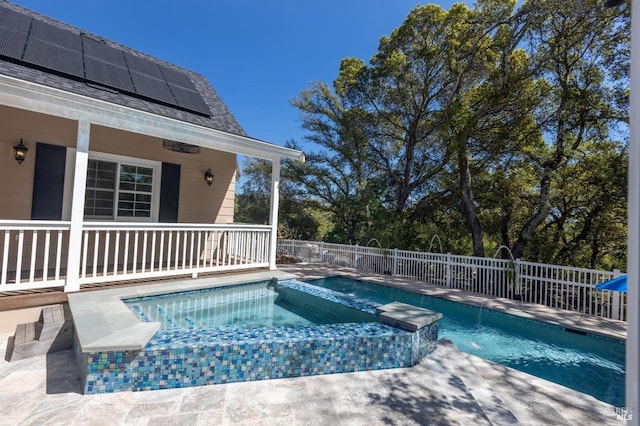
0,220,271,292
278,239,627,321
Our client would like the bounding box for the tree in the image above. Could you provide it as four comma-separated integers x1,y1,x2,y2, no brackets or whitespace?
505,0,629,259
235,155,320,240
285,0,629,269
290,84,378,244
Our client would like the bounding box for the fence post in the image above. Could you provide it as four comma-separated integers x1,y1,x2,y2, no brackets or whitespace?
515,258,522,295
446,253,452,287
612,269,621,320
392,248,398,277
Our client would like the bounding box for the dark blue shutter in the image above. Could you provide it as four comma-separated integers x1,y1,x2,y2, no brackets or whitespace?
159,162,180,222
31,143,66,220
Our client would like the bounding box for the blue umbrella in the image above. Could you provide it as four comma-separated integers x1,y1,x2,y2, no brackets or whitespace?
596,275,627,292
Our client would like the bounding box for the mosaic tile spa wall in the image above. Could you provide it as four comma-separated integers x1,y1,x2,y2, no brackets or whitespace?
77,280,441,394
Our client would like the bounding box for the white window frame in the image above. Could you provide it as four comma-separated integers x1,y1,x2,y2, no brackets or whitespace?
62,149,161,222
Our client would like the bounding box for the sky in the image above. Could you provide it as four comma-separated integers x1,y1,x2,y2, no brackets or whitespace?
12,0,456,154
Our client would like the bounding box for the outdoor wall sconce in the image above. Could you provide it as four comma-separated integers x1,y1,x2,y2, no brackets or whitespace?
13,139,28,164
204,168,214,186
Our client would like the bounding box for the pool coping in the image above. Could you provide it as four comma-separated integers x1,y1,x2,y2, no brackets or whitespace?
67,270,298,352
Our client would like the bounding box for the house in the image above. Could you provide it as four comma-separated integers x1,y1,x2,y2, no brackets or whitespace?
0,1,304,293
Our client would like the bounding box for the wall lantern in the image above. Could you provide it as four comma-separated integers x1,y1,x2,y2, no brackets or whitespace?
204,168,214,186
13,139,28,164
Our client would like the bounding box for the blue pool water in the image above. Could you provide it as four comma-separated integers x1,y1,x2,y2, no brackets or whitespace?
306,276,625,406
124,281,374,330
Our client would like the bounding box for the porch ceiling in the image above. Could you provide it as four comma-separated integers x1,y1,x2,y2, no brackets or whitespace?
0,73,304,162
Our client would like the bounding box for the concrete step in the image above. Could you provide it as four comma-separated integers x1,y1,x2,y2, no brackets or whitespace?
8,304,73,362
39,304,70,341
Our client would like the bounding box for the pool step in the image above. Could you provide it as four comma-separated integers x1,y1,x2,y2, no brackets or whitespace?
7,304,73,362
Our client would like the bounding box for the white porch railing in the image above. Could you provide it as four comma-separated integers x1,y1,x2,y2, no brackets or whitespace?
278,239,627,321
0,220,271,292
0,220,70,290
79,223,270,285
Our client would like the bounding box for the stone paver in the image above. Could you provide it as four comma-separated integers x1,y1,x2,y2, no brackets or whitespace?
0,263,627,425
0,331,621,425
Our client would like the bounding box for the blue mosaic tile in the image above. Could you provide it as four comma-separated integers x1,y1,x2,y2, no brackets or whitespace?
79,279,441,394
277,279,381,315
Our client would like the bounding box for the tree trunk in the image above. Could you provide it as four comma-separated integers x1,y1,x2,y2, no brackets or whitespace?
511,169,553,259
457,140,485,257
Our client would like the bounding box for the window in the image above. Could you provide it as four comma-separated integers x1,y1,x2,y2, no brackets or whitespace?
83,153,160,221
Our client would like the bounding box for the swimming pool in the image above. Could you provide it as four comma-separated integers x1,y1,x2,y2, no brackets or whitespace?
306,276,625,407
72,274,442,394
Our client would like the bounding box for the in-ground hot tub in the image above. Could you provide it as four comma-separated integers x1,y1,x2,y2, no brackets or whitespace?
67,271,441,394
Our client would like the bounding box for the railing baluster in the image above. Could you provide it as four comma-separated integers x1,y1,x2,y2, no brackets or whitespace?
142,231,148,273
29,230,38,283
189,231,195,271
92,231,100,278
103,231,110,277
159,231,165,272
1,230,9,285
166,231,173,271
43,230,50,282
55,230,62,281
123,231,130,275
132,231,139,274
182,231,188,270
196,231,202,270
150,231,157,273
114,231,120,275
81,230,88,279
174,231,181,270
14,230,24,284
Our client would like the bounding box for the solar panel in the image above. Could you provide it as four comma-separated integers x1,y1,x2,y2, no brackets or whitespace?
160,64,197,90
29,20,81,52
23,20,83,78
83,36,127,67
0,4,211,116
85,57,135,92
169,84,211,115
124,52,164,80
130,72,176,104
0,7,31,60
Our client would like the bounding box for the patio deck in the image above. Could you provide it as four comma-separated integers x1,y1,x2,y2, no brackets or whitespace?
0,263,626,424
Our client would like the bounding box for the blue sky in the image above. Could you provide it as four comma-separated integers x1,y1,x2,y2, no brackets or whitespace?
13,0,455,153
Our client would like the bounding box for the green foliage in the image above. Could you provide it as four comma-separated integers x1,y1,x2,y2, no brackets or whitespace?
236,0,630,270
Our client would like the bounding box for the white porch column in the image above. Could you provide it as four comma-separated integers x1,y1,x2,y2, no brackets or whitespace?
65,119,91,292
268,158,281,270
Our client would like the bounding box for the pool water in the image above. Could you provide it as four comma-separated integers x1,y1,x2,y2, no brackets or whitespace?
306,276,625,406
124,280,375,330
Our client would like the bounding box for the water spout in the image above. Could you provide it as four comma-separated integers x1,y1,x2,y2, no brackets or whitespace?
493,245,521,296
367,238,383,249
476,300,488,328
428,235,443,253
